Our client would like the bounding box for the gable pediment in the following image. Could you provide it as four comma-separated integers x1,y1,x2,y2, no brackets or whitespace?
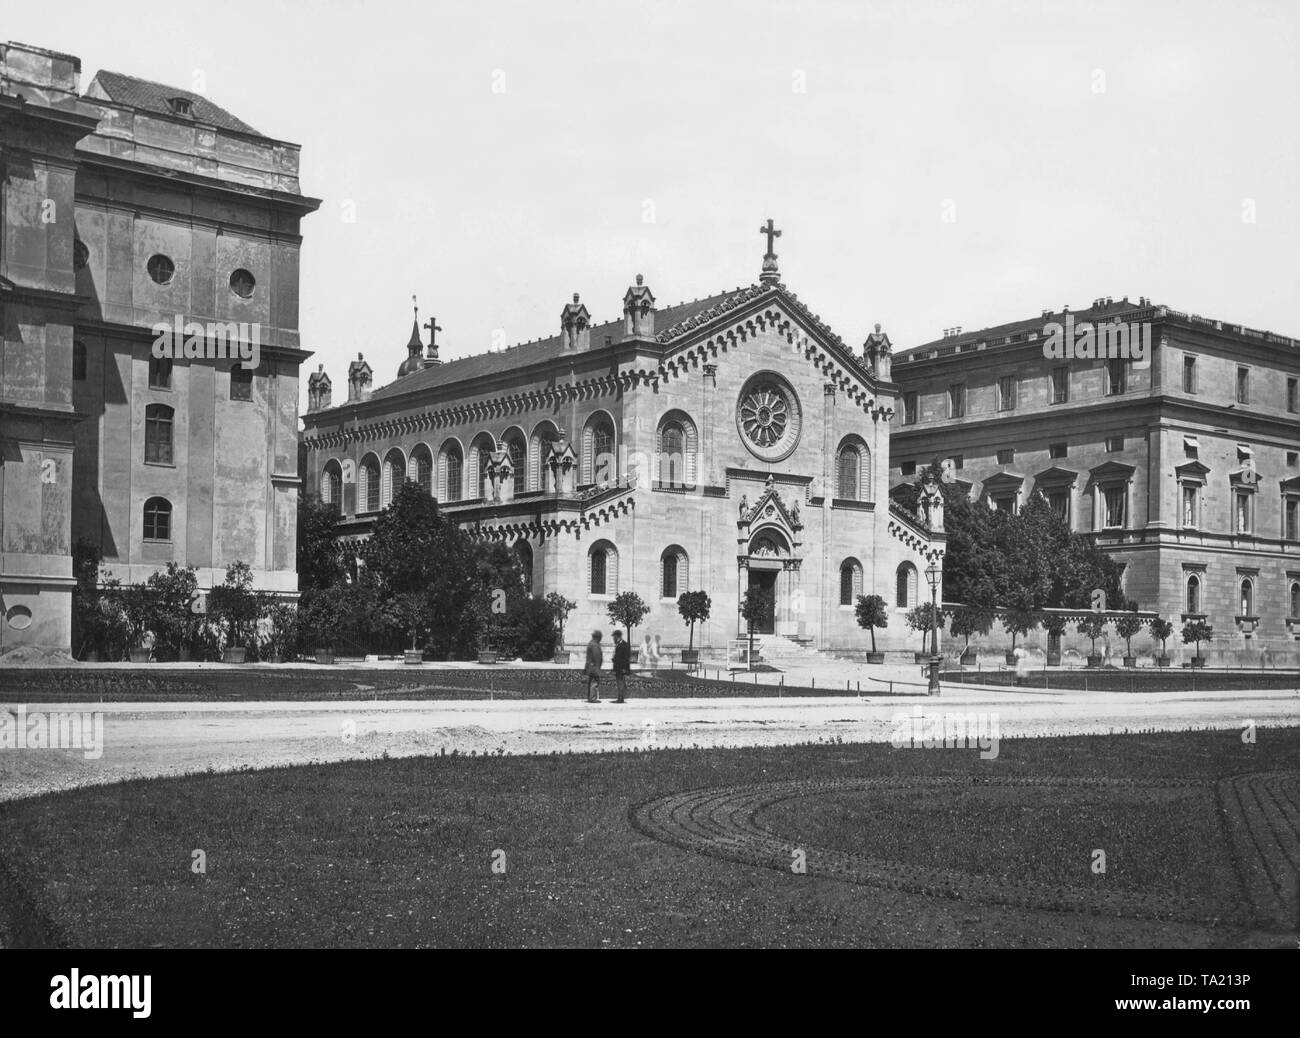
982,471,1026,492
1090,460,1137,482
1175,460,1212,480
1033,465,1079,486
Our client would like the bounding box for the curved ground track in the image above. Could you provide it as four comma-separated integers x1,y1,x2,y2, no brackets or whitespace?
631,772,1299,930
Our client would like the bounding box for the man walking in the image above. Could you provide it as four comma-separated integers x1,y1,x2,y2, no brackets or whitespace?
612,629,631,703
585,629,604,703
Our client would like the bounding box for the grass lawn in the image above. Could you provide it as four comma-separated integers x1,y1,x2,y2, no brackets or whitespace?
1,728,1295,948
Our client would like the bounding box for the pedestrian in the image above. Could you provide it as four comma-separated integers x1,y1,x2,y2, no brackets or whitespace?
585,629,604,703
612,629,631,703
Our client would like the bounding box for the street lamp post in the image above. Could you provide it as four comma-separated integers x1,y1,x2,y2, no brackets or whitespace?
925,562,942,696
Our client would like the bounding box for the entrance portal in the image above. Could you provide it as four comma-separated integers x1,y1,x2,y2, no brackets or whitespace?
746,569,778,634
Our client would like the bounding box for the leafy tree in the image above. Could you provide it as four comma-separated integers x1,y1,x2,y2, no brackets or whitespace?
298,494,346,592
906,602,941,653
677,590,712,650
950,606,993,654
207,561,262,652
143,562,200,660
1076,616,1106,658
608,591,650,643
740,587,774,664
1181,619,1213,658
1001,606,1036,655
546,593,577,651
298,583,359,653
1042,613,1069,656
264,601,300,660
1148,616,1174,657
1114,614,1144,658
501,596,560,661
854,593,888,653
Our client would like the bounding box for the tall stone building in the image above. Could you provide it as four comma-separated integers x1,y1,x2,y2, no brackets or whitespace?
890,296,1300,664
0,41,318,653
300,232,945,655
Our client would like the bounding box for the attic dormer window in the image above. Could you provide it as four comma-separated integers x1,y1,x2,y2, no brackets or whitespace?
167,97,193,117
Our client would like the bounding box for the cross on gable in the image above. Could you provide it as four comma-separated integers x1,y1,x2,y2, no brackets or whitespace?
424,316,442,348
759,218,781,258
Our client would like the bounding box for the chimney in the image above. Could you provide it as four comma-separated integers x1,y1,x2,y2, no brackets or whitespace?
347,352,372,402
307,363,332,412
561,292,591,351
623,274,656,339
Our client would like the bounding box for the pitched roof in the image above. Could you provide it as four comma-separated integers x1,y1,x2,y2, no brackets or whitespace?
88,70,261,136
899,297,1144,358
367,286,752,402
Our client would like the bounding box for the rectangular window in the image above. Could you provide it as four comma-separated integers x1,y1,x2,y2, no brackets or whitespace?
1288,377,1298,413
1184,436,1199,459
1182,485,1198,528
998,375,1017,412
1105,436,1124,453
1050,367,1069,404
149,355,172,390
951,454,964,471
992,493,1016,514
1286,499,1298,541
1103,486,1126,528
1048,490,1070,525
1237,366,1249,404
899,460,916,476
1288,451,1299,468
1049,442,1067,459
903,392,918,425
1106,358,1127,396
948,383,966,419
144,407,173,465
1183,355,1197,394
996,448,1014,465
1234,492,1252,534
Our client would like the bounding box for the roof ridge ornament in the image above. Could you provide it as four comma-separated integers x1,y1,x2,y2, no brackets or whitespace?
759,218,782,285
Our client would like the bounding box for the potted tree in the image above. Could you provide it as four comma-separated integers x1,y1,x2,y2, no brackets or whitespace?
951,607,992,666
388,592,430,665
855,593,888,664
677,590,711,666
906,602,940,663
302,584,350,664
1149,615,1174,667
122,583,153,663
265,601,299,664
1042,613,1068,666
1114,613,1143,668
608,591,650,662
546,592,576,665
1001,607,1035,666
1181,618,1213,668
143,562,200,661
1076,616,1106,667
740,587,774,669
208,561,259,663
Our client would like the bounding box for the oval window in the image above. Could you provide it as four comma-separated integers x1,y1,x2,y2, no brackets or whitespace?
229,268,256,299
6,606,33,631
147,254,176,285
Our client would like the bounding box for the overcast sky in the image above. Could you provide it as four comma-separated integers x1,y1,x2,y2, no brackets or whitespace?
10,0,1299,403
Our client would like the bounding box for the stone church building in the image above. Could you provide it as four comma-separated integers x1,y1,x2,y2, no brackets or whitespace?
300,232,945,655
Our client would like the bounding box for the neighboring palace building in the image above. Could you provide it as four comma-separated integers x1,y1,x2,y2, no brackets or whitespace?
890,296,1300,664
299,233,945,655
0,41,318,653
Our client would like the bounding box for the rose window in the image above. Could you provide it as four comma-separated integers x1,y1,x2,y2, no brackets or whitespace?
735,373,801,462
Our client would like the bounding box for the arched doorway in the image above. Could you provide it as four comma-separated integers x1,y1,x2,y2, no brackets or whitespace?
743,529,791,635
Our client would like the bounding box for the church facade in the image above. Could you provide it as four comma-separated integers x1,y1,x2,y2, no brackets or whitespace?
300,236,945,655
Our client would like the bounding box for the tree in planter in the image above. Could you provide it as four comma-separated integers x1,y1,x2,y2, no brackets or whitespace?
1076,616,1107,663
384,591,432,654
677,590,712,653
1149,616,1174,661
207,561,260,656
264,602,300,662
1181,619,1214,662
120,582,153,657
905,602,941,656
143,562,200,661
299,583,357,655
1114,613,1144,664
740,587,775,667
1042,613,1069,662
608,591,650,646
854,594,888,655
1001,606,1036,660
546,593,577,656
950,607,993,659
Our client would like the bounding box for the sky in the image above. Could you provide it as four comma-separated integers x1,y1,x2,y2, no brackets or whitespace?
8,0,1299,406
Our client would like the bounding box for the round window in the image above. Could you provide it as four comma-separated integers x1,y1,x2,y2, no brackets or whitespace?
736,372,802,462
229,269,256,299
147,254,176,285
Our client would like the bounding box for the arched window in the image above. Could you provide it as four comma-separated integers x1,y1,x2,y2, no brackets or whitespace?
1186,574,1201,614
144,404,174,464
896,563,917,608
468,434,496,500
530,421,560,491
410,445,433,496
835,437,871,501
381,449,405,509
230,363,253,401
504,433,527,496
1291,581,1300,618
1239,579,1254,616
660,546,688,600
655,410,698,488
440,442,463,502
838,450,858,500
583,414,617,487
143,496,172,541
589,541,617,595
515,540,534,593
359,454,380,512
73,340,87,382
321,461,342,512
840,558,863,606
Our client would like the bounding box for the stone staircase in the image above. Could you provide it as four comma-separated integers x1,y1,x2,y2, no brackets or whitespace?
750,634,823,664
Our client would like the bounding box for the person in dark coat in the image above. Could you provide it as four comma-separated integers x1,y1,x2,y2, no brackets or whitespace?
611,630,631,703
585,630,603,703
